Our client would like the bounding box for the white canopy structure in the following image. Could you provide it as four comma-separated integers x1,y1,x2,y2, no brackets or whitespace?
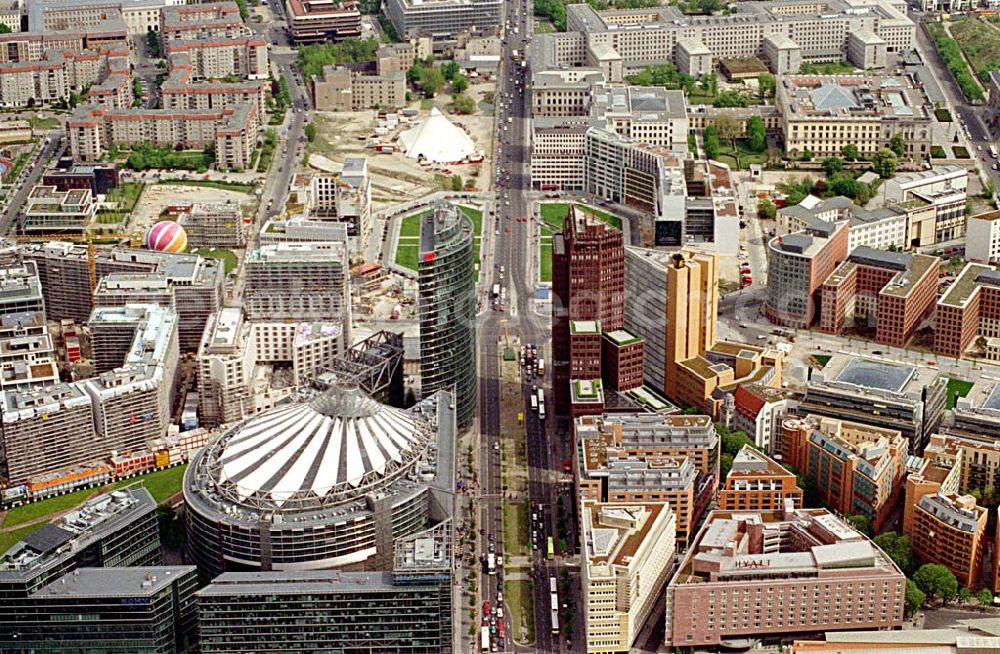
398,107,477,163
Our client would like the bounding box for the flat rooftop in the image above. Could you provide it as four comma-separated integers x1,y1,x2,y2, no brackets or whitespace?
32,566,196,599
834,357,915,394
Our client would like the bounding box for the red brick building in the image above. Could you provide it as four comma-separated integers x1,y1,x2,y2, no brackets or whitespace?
553,205,624,417
819,247,940,347
935,263,1000,358
601,329,644,392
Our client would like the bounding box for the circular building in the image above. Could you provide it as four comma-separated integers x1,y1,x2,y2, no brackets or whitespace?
184,384,451,581
144,221,187,253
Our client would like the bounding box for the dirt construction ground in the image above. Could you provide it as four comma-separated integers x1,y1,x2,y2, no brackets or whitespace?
308,80,497,213
130,184,258,236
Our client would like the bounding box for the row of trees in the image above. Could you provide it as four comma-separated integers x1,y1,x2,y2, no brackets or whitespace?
927,24,985,103
701,115,766,160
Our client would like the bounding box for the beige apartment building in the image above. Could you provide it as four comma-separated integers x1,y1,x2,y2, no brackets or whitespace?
165,37,269,81
311,65,406,111
778,75,933,159
160,2,246,43
160,66,267,119
67,103,259,171
582,502,676,653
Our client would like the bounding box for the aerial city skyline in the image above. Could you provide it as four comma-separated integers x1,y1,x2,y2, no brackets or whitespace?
2,0,1000,651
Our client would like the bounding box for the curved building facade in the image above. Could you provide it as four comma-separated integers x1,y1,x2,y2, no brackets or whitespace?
184,384,455,582
418,203,477,430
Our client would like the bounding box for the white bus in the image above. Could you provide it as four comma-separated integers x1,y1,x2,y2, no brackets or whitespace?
492,283,500,298
481,626,490,652
538,402,545,421
990,145,998,159
487,553,496,575
530,395,538,411
549,577,557,594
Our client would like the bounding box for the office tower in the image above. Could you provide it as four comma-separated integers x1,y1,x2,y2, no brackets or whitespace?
553,205,624,417
717,446,803,512
417,203,476,430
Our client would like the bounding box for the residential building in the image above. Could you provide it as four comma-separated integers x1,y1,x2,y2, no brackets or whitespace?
718,446,803,512
818,247,940,347
385,0,501,40
0,259,45,318
311,65,406,111
177,201,246,249
663,508,905,648
12,566,199,654
800,354,947,453
581,502,676,653
0,311,59,391
575,412,719,545
0,486,161,644
777,75,932,159
679,341,784,421
21,242,224,350
164,37,269,81
67,103,259,171
934,264,1000,359
765,220,850,329
285,0,361,43
553,205,624,417
780,414,907,532
159,2,246,43
196,524,453,653
245,242,352,331
418,203,477,429
731,384,798,454
160,64,267,119
966,210,1000,265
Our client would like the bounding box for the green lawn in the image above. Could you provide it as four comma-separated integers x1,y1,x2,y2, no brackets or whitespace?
539,239,552,283
954,146,971,159
715,139,769,169
2,465,189,529
112,464,187,503
194,247,239,274
934,108,954,122
165,179,256,194
107,182,144,211
799,61,858,75
950,18,1000,82
3,487,99,528
504,579,535,644
503,500,530,557
28,116,60,131
931,145,947,159
394,205,483,271
947,378,975,410
540,202,622,231
811,354,832,368
0,522,48,554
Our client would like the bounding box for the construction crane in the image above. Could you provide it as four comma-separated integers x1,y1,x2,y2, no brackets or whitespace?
11,231,101,300
501,319,511,349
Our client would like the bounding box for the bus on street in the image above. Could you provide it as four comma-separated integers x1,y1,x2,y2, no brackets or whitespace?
546,537,555,560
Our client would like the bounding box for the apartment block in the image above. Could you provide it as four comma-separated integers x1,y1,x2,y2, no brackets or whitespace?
778,75,932,159
160,2,246,43
285,0,361,43
161,64,267,119
819,247,940,347
0,259,45,317
0,486,161,644
966,211,1000,265
663,508,905,648
800,354,946,453
780,414,907,532
731,384,798,454
553,205,624,417
23,242,224,351
311,65,406,111
582,502,676,653
0,311,58,391
245,242,351,331
164,37,269,81
765,220,850,329
575,412,719,546
177,201,246,249
67,103,259,171
385,0,501,40
718,446,803,512
934,264,1000,359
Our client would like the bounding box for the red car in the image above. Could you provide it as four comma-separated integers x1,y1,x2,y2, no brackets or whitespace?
563,458,572,473
483,601,490,615
504,226,512,232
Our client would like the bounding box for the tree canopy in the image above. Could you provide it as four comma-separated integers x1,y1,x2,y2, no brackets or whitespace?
873,532,915,576
297,39,380,79
905,579,926,617
913,563,959,602
746,116,765,153
872,149,898,179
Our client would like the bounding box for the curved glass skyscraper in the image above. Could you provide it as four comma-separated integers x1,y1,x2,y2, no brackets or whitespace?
418,203,477,430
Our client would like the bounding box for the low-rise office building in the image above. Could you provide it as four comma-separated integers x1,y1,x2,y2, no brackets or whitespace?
385,0,501,40
663,508,906,648
819,247,940,347
285,0,361,43
311,65,406,111
730,384,798,454
966,210,1000,265
765,221,850,329
799,354,946,454
952,380,1000,443
934,264,1000,359
20,185,97,234
780,414,907,532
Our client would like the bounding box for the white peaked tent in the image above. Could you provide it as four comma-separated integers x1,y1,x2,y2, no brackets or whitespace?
398,107,477,163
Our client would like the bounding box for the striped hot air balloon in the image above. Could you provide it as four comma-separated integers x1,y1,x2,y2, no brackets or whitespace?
144,221,188,253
